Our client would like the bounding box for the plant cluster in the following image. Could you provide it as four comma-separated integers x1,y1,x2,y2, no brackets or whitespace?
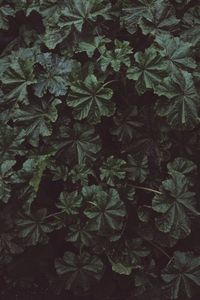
0,0,200,299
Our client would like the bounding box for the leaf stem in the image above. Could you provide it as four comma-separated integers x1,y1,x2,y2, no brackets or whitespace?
102,80,119,88
44,211,64,220
147,240,171,260
133,185,162,195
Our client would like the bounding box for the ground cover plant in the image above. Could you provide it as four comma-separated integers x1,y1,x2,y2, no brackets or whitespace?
0,0,200,299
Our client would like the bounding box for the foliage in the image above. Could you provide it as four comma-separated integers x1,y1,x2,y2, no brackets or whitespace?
0,0,200,299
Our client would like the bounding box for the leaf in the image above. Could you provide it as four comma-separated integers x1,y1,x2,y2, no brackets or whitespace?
108,257,133,276
0,232,23,263
0,160,16,204
83,185,126,232
100,156,126,186
181,6,200,46
0,4,14,30
152,172,199,239
53,122,101,163
42,23,71,50
126,154,149,183
167,157,197,177
98,39,133,72
12,98,61,147
55,251,104,291
59,0,111,32
34,53,74,97
155,71,200,129
139,0,179,35
56,191,83,215
29,154,53,192
0,124,25,162
127,48,167,94
15,209,53,246
162,251,200,299
1,49,36,103
48,162,69,182
77,35,110,58
66,74,115,124
154,33,197,73
66,221,95,246
69,163,93,185
121,0,156,34
110,106,142,143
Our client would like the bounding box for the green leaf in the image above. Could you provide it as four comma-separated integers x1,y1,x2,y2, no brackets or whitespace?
155,71,200,129
15,208,53,246
77,35,110,58
48,162,69,182
110,107,142,143
162,251,200,299
42,23,71,50
126,154,149,183
83,185,126,232
55,251,104,291
100,156,126,186
58,0,111,32
108,257,133,276
152,172,199,239
66,221,95,246
69,163,93,185
1,49,36,103
127,48,167,94
98,39,133,72
53,122,101,163
34,53,74,97
66,74,115,124
139,0,179,35
0,232,23,263
121,0,156,34
181,6,200,46
0,124,25,162
0,4,14,30
154,33,197,73
57,191,83,215
0,160,16,204
29,154,53,192
12,98,61,146
167,157,197,177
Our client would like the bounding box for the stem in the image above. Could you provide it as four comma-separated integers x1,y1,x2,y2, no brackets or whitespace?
147,240,171,260
102,80,119,88
44,211,64,220
133,185,162,195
